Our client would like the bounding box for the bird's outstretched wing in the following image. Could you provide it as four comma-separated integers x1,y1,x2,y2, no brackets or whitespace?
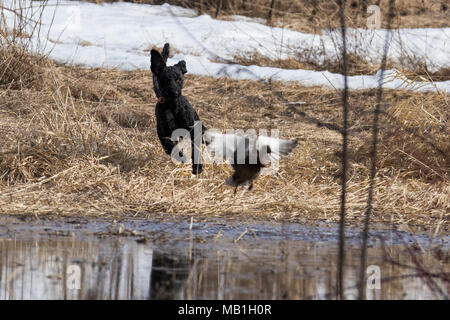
205,130,297,165
204,130,246,163
256,136,298,164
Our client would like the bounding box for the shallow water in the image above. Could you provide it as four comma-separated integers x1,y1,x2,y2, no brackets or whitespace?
0,216,448,299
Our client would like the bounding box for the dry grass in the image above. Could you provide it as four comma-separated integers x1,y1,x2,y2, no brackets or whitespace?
214,44,450,83
0,1,50,90
224,50,384,76
0,49,448,232
219,50,450,82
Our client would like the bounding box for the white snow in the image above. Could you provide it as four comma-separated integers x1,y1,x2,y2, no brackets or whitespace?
2,0,449,93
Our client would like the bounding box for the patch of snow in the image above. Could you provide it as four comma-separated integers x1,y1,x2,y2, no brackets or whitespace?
229,15,266,24
2,0,449,93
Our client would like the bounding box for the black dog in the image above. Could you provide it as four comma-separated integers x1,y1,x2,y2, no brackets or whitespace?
151,45,206,175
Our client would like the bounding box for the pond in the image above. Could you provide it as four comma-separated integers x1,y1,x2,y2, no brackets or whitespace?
0,215,448,299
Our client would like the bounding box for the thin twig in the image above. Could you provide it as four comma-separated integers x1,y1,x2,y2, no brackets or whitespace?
337,0,349,301
358,0,396,300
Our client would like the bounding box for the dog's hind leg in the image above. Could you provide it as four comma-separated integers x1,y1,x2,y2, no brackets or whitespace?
190,121,203,175
191,145,202,174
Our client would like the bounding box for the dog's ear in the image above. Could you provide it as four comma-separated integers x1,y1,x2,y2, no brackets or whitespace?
161,43,170,62
176,60,187,74
151,49,166,74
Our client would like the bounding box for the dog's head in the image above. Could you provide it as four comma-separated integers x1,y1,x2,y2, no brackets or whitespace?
151,49,187,99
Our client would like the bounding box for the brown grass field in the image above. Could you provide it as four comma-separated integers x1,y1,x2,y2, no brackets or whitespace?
0,0,448,236
0,48,448,233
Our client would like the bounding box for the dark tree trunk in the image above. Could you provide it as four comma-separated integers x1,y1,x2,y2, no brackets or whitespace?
267,0,276,24
215,0,223,17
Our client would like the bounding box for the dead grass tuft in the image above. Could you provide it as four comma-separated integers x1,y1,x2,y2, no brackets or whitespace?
226,45,449,82
227,50,382,76
0,46,52,89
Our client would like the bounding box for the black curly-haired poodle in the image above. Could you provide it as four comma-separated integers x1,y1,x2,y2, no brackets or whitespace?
151,44,206,175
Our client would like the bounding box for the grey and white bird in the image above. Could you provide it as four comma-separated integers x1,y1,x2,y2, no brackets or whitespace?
204,130,297,193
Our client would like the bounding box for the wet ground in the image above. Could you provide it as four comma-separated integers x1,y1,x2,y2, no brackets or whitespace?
0,215,448,300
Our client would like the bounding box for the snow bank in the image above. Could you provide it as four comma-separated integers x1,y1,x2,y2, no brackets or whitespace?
2,0,449,92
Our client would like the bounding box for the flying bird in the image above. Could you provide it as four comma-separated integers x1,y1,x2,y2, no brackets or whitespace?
204,130,297,193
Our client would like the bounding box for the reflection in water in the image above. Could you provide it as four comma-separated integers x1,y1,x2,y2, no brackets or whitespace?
0,233,447,300
0,238,154,299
